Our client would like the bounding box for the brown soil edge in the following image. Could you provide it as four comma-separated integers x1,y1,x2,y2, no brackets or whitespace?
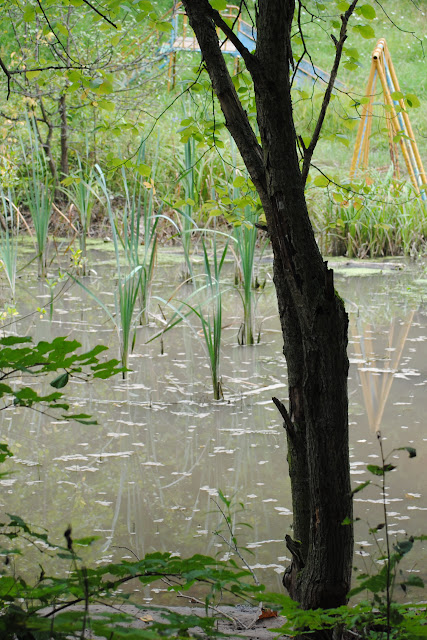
57,604,290,639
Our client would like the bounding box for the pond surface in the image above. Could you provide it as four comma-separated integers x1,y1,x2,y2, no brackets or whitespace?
1,246,426,601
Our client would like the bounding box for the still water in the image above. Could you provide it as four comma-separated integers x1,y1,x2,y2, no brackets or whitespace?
1,247,426,599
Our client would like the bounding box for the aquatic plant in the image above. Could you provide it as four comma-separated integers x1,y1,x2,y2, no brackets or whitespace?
174,137,198,283
19,116,53,278
0,189,19,301
318,168,427,258
152,234,228,400
233,206,259,345
120,158,160,325
197,235,228,399
72,166,145,375
61,155,99,274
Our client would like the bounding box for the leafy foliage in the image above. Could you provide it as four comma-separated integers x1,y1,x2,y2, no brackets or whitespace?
0,335,124,423
0,460,263,639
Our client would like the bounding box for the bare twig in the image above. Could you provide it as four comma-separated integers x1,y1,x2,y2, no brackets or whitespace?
80,0,117,29
0,55,12,99
160,576,241,627
301,0,359,185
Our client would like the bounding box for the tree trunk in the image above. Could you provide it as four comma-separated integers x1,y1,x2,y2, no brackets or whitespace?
181,0,354,611
59,94,69,178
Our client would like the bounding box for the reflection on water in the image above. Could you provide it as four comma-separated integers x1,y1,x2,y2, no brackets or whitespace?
1,250,426,598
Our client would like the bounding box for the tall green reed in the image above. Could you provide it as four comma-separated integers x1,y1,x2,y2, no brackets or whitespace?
72,166,143,376
224,140,265,345
151,233,228,400
199,234,228,400
20,115,53,278
61,155,99,274
233,207,259,346
119,152,161,325
0,189,19,301
318,168,427,258
175,137,197,282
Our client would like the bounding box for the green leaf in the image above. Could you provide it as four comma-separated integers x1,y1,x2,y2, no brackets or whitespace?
0,336,32,346
360,4,376,19
138,0,153,11
0,383,13,398
405,93,421,108
396,446,416,458
156,21,173,33
211,0,227,10
403,575,424,588
67,69,82,83
50,372,69,389
367,464,396,476
353,24,375,39
0,443,13,465
98,99,115,112
394,538,414,556
74,536,101,546
56,23,69,37
349,573,387,596
23,4,36,22
314,175,330,188
391,91,404,101
344,61,359,71
352,480,370,495
64,413,97,425
233,176,246,188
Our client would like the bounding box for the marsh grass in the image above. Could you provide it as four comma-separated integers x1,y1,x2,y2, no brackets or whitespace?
232,206,260,345
316,168,427,257
199,234,228,399
61,156,99,274
152,233,228,400
120,162,160,325
20,116,54,278
175,137,198,282
0,189,19,300
72,166,144,376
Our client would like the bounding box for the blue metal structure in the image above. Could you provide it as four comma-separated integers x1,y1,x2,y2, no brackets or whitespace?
166,4,344,91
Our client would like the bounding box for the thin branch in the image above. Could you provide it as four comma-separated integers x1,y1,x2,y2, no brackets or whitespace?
373,0,424,51
0,55,12,99
301,0,359,185
211,497,260,587
195,0,256,71
160,576,241,627
80,0,117,29
35,0,71,64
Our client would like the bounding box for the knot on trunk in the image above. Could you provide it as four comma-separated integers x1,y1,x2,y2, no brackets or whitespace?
283,534,304,600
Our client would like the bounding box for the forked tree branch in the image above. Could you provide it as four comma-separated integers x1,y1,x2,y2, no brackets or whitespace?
0,55,12,99
182,0,267,197
198,0,256,70
301,0,359,185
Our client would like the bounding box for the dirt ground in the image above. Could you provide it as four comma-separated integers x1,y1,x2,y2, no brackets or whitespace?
74,604,289,639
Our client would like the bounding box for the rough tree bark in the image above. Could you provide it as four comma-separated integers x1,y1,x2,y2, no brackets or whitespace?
181,0,357,610
59,94,69,178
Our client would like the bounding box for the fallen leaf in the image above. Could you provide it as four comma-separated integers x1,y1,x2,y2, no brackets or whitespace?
140,615,153,622
258,609,278,620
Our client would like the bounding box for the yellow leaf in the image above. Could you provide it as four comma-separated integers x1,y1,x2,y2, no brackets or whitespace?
140,615,153,622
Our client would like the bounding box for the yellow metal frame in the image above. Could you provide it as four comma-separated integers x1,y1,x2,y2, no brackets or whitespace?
350,39,426,200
